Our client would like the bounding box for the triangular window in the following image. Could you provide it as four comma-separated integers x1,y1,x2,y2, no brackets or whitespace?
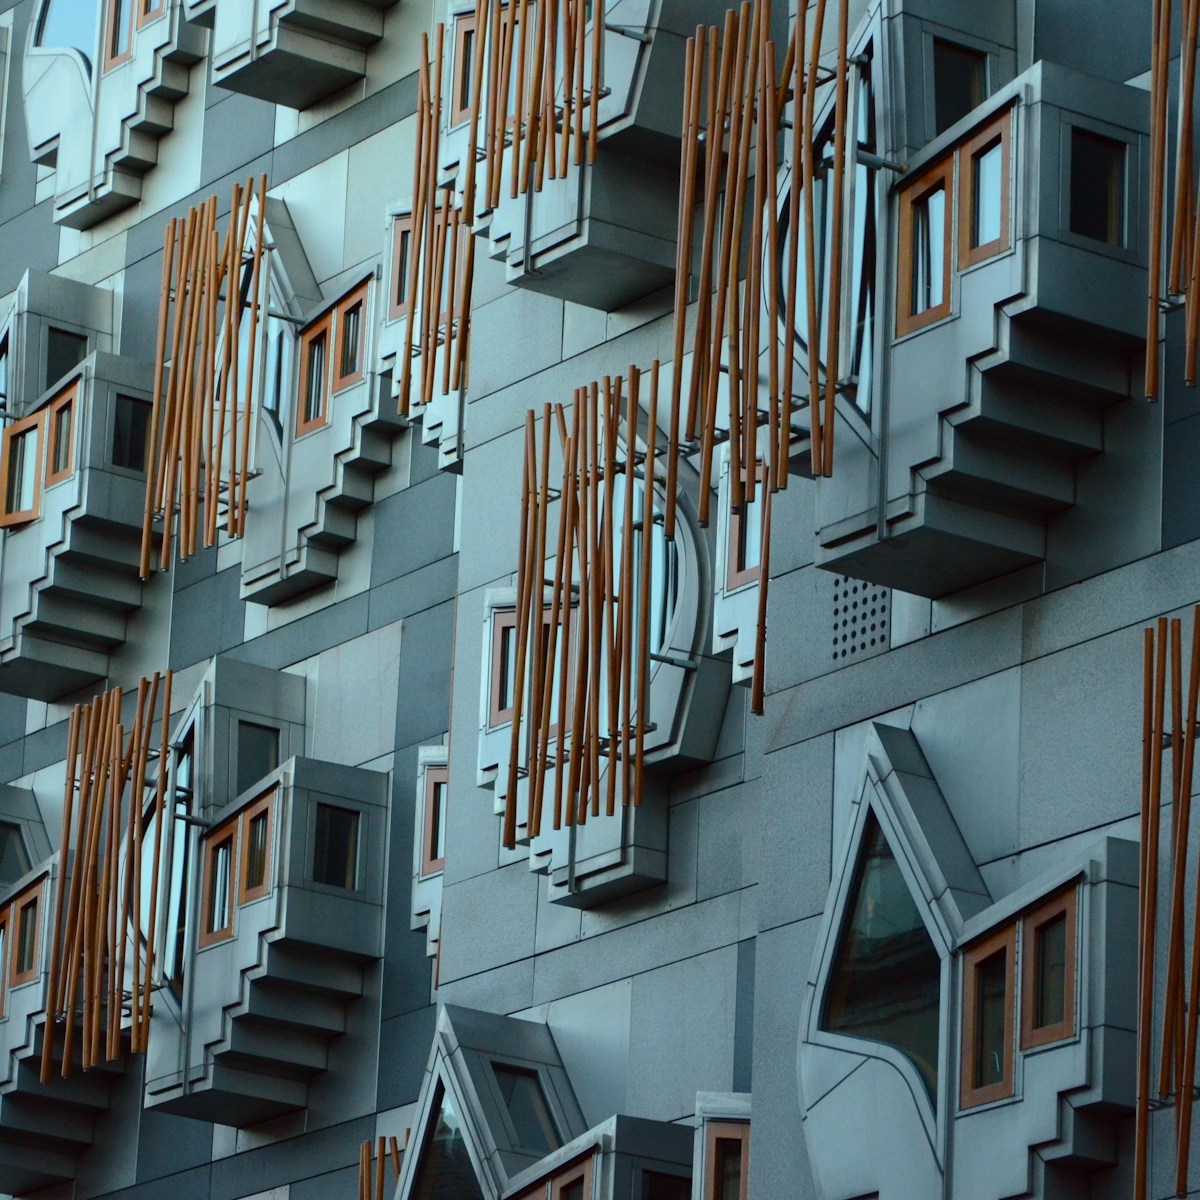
411,1082,485,1200
821,810,941,1101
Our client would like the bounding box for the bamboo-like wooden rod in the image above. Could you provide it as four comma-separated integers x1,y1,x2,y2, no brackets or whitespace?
634,363,659,807
566,392,593,826
779,13,803,492
587,380,605,819
1170,0,1200,296
527,404,553,830
804,0,830,475
763,38,781,494
399,59,431,417
602,378,620,818
587,0,602,163
553,400,582,831
619,370,637,808
141,220,177,578
1145,0,1169,401
141,670,172,1043
511,0,531,201
1160,616,1185,1095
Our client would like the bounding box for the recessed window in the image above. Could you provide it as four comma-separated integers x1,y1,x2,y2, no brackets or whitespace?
390,215,414,322
822,810,941,1100
492,1063,561,1155
0,413,43,527
236,720,279,796
411,1084,484,1200
0,334,9,409
298,321,329,436
1020,887,1077,1049
45,327,87,390
0,823,29,885
313,803,360,890
1069,128,1125,246
422,765,448,877
10,885,40,986
897,158,954,336
0,910,8,1018
933,39,986,135
239,791,274,905
200,827,236,947
105,0,134,68
333,284,368,391
112,394,151,472
45,386,75,486
727,464,765,591
958,109,1012,268
490,609,520,727
452,12,478,126
960,923,1016,1108
641,1171,691,1200
550,1159,593,1200
704,1121,750,1200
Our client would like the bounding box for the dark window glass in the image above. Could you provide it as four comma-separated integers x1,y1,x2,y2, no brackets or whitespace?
245,811,269,892
237,721,279,796
16,897,37,975
459,28,475,113
46,328,87,390
642,1171,691,1200
340,302,362,379
737,489,763,575
411,1084,484,1200
713,1138,743,1200
1070,129,1125,246
304,331,326,424
51,401,72,476
1035,914,1067,1029
498,622,517,713
109,0,132,59
207,838,232,933
0,823,30,884
0,336,9,406
492,1064,560,1154
973,949,1007,1088
165,736,194,995
36,0,99,75
933,39,986,134
822,811,941,1101
395,228,412,309
313,804,359,889
431,779,447,863
911,186,946,314
112,395,151,471
561,1183,584,1200
8,427,39,513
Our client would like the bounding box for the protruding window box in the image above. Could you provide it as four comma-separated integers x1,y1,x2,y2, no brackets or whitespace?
0,352,157,700
203,0,401,111
815,62,1150,598
143,756,387,1126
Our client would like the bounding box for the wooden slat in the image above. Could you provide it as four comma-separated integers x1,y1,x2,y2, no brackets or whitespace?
634,363,659,806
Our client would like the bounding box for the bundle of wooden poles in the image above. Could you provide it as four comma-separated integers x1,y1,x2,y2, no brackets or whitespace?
398,28,477,417
139,175,268,577
40,672,174,1081
502,368,661,849
1134,611,1200,1198
462,0,604,223
358,1134,404,1200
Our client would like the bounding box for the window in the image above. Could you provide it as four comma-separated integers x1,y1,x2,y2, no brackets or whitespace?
822,810,941,1100
550,1159,593,1200
200,823,236,948
1020,887,1077,1049
112,395,151,472
411,1084,484,1200
490,608,520,727
704,1121,750,1200
45,326,86,388
45,385,75,486
313,803,359,890
10,884,40,986
452,12,478,126
390,214,414,321
933,39,986,135
333,283,368,391
0,333,9,409
727,464,765,591
236,720,279,796
137,0,165,28
897,157,954,336
104,0,134,69
0,823,29,885
641,1172,690,1200
239,791,274,905
958,109,1011,268
422,766,448,877
0,908,8,1017
36,0,100,76
492,1063,561,1155
1069,128,1125,247
0,412,43,527
960,923,1016,1108
297,317,330,437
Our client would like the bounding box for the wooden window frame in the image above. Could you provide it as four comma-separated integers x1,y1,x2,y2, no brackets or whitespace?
199,819,237,948
1020,886,1077,1050
704,1120,750,1200
0,907,9,1017
333,282,369,393
390,214,415,322
957,108,1012,269
296,314,331,438
726,462,767,592
549,1154,594,1200
9,883,41,987
896,155,955,337
44,383,77,488
490,608,520,727
137,0,165,30
0,411,45,528
451,11,479,127
959,923,1017,1109
421,766,448,878
238,790,275,906
103,0,136,71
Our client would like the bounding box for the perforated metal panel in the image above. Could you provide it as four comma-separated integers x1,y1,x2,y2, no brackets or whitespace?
831,576,890,661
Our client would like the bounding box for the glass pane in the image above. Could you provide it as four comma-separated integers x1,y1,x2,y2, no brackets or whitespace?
113,395,151,471
713,1138,743,1200
340,303,361,378
237,721,279,795
738,490,763,574
499,623,517,712
46,328,87,389
911,187,946,314
432,780,447,862
207,840,231,932
412,1085,484,1200
166,798,189,994
974,949,1007,1088
36,0,100,75
642,1171,691,1200
459,28,475,113
848,62,876,416
395,229,412,309
16,898,37,975
822,811,941,1100
973,141,1003,247
9,427,39,513
245,811,269,892
109,0,132,59
0,339,8,404
51,402,72,475
313,804,359,889
1035,915,1067,1028
560,1183,584,1200
304,331,327,424
933,39,986,134
0,823,30,884
492,1064,560,1154
0,924,7,982
1070,129,1125,246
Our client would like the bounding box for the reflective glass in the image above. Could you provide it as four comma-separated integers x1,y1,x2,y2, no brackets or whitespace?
0,338,8,405
0,823,29,884
237,721,279,796
412,1085,484,1200
51,401,72,476
492,1064,560,1154
36,0,100,75
973,142,1002,247
340,302,362,378
304,331,327,424
1070,129,1124,246
431,780,447,862
113,395,151,471
8,427,39,512
822,811,941,1101
713,1138,743,1200
933,39,986,134
207,839,231,932
912,187,946,313
973,950,1007,1088
16,898,37,975
1035,915,1067,1029
313,803,359,889
245,811,269,892
46,328,87,389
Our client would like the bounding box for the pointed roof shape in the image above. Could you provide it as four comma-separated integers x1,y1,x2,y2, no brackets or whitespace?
396,1005,589,1200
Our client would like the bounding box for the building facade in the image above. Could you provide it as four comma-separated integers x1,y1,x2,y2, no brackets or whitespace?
0,0,1187,1198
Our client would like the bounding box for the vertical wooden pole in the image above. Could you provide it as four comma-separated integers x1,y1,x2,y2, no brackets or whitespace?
141,219,177,578
619,369,637,807
400,59,431,417
464,0,490,224
634,363,659,806
587,0,602,162
553,397,582,831
1145,0,1169,401
780,15,803,491
141,671,173,1040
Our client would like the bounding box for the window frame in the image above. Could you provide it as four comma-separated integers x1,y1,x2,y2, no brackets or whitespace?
1020,887,1077,1050
0,410,45,528
238,789,275,906
896,155,955,337
198,818,237,949
44,382,76,488
0,905,9,1017
490,607,520,727
389,213,415,322
333,282,369,393
311,802,362,892
959,922,1017,1109
421,765,448,878
296,313,332,438
9,882,41,988
957,108,1012,270
727,462,767,592
103,0,136,72
703,1120,750,1200
137,0,165,30
549,1155,594,1200
1066,124,1128,249
451,11,478,128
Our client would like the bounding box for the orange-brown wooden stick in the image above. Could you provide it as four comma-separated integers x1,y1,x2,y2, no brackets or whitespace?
511,0,531,200
464,0,490,224
400,62,430,416
1170,0,1200,296
141,671,172,1041
565,391,592,826
619,369,637,806
554,396,583,830
141,219,177,578
453,228,477,392
443,209,461,398
803,0,829,474
1177,622,1200,1195
634,363,659,806
763,38,781,494
779,9,804,490
1145,0,1169,401
587,0,602,162
527,405,553,831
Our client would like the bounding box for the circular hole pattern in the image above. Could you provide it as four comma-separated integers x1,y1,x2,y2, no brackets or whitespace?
831,576,891,663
